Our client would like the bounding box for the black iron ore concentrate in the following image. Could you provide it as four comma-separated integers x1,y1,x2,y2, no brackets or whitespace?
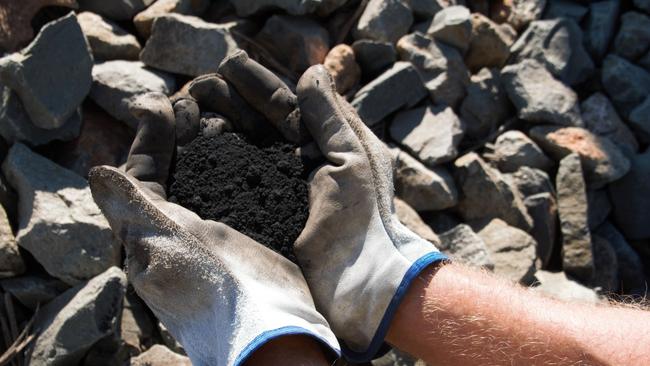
168,133,309,263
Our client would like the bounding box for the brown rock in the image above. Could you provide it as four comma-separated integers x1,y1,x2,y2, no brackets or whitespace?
129,345,191,366
133,0,210,39
465,13,513,72
323,44,361,94
77,11,141,60
393,197,440,245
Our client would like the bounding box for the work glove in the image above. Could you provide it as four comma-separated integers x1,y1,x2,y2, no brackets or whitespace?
295,65,448,362
88,90,340,366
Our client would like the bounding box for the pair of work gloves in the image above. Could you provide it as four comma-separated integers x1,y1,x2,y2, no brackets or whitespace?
89,51,447,366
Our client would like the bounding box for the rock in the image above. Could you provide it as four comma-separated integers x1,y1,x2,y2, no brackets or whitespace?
411,0,443,18
323,44,361,94
533,270,600,304
504,166,554,198
129,345,192,366
608,149,650,240
502,60,583,127
628,96,650,144
438,224,494,269
587,189,611,230
158,322,185,354
486,130,553,173
77,12,141,60
2,144,121,285
352,40,397,79
354,0,413,43
591,234,618,292
90,60,176,129
504,0,547,31
475,218,537,283
584,0,620,61
424,212,460,234
454,152,533,231
543,0,587,22
459,68,511,139
595,222,646,294
0,0,78,52
0,86,82,146
509,19,594,86
635,0,650,12
530,126,630,189
394,198,440,245
601,54,650,118
120,292,156,358
389,146,458,211
556,153,593,282
427,5,472,52
27,267,127,366
640,49,650,72
0,13,92,130
397,32,469,107
79,0,155,20
524,193,557,268
614,12,650,61
0,203,24,278
390,105,464,166
351,62,427,126
464,13,512,72
0,275,68,309
581,93,639,156
140,14,239,77
134,0,210,38
228,0,321,16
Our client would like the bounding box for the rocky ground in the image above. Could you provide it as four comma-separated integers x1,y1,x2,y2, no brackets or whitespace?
0,0,649,365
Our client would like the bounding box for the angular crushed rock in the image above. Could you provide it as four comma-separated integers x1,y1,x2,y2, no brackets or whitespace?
608,149,650,240
581,92,639,156
79,0,156,20
524,192,557,269
394,198,440,246
614,11,650,61
459,68,511,140
438,224,494,270
427,5,472,52
601,54,650,118
77,11,141,60
486,130,553,173
354,0,413,44
584,0,620,60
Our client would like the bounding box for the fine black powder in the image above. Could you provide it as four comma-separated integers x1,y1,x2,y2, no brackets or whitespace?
168,133,309,263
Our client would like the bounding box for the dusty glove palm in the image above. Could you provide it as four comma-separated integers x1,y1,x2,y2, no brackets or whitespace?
295,66,447,361
89,90,339,365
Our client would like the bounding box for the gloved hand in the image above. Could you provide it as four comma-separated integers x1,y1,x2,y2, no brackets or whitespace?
295,65,448,362
88,90,340,365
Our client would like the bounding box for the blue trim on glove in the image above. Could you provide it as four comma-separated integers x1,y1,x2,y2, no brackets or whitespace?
342,251,449,363
234,326,342,366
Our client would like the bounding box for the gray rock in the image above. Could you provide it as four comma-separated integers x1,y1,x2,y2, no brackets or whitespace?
397,32,469,107
454,152,533,231
556,153,593,283
543,0,587,22
140,14,239,77
0,203,24,278
533,270,600,303
0,275,68,310
601,54,650,118
640,49,650,71
459,68,511,139
351,62,427,126
504,166,554,198
509,18,594,86
129,345,192,366
0,13,92,129
581,93,639,156
464,13,513,72
390,105,464,166
354,0,413,44
595,222,646,294
438,224,494,269
608,149,650,240
475,218,537,283
0,86,81,146
524,193,557,269
352,40,397,78
587,189,611,230
502,60,583,127
394,198,440,245
158,322,185,354
486,130,553,173
134,0,211,38
389,146,458,211
614,12,650,61
634,0,650,12
79,0,156,20
27,267,127,366
427,5,472,52
228,0,321,16
256,15,330,74
584,0,620,60
591,234,618,293
506,0,547,31
77,12,141,60
90,60,176,129
411,0,443,18
628,95,650,144
530,126,630,189
2,144,121,285
425,212,460,234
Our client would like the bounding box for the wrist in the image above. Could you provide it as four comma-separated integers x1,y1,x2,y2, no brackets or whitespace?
243,335,332,366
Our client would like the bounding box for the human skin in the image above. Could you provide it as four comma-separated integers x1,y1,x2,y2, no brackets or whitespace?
247,263,650,366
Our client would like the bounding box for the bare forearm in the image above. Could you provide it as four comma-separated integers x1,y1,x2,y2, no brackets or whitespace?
387,263,650,365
